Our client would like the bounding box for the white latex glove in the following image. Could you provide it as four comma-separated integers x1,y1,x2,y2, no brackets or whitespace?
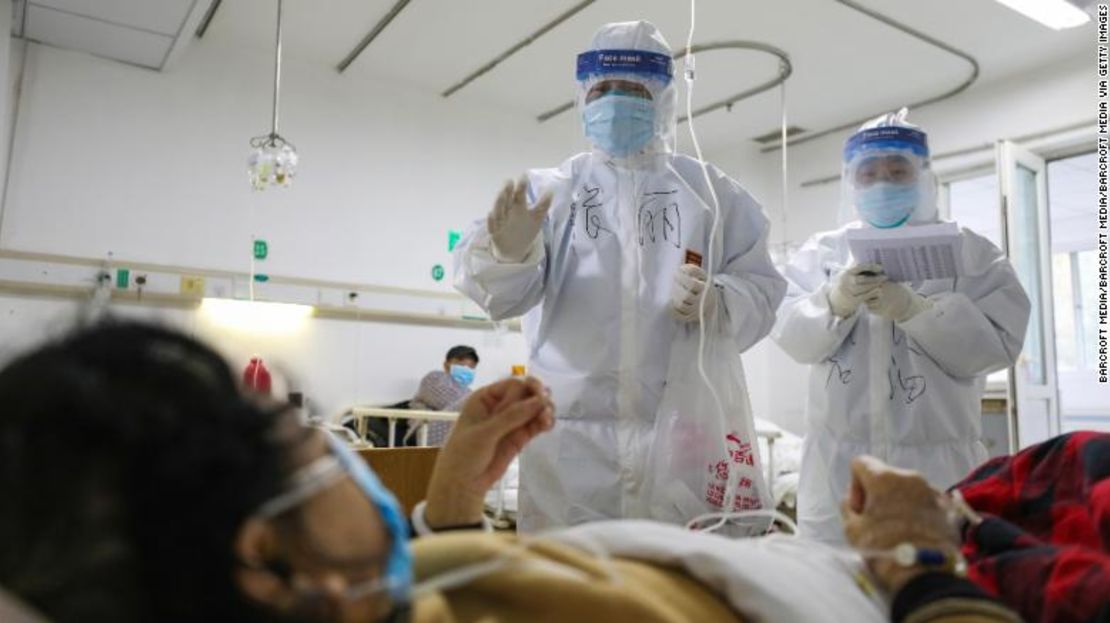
487,177,552,263
828,264,887,319
864,281,932,323
671,264,719,323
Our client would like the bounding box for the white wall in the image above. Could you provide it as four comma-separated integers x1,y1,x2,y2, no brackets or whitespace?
2,38,578,286
707,55,1094,435
0,34,586,419
0,293,528,419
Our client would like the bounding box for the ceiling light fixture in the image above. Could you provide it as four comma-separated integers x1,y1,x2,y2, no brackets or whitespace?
248,0,298,190
993,0,1090,30
200,298,314,333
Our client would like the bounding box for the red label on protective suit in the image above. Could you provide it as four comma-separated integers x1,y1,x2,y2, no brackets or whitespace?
685,249,703,267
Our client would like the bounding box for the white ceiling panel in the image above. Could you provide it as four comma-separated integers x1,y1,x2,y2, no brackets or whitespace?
303,0,1002,150
213,0,400,66
26,3,173,69
30,0,197,36
17,0,1091,153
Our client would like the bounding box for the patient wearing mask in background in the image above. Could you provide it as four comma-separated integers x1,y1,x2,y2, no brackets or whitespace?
408,345,479,446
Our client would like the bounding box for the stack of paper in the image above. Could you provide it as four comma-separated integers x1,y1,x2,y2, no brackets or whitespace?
846,222,962,282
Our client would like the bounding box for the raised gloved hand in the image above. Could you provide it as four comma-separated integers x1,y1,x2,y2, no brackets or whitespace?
671,264,719,323
864,281,931,323
487,176,553,263
828,264,887,318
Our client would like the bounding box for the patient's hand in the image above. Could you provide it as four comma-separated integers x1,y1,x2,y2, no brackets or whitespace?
424,376,554,529
841,456,959,593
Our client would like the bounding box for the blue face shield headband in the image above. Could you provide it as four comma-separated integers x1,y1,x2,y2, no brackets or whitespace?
576,49,673,84
843,126,929,163
254,432,413,603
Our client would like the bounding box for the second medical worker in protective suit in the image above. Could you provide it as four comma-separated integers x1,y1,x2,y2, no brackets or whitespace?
773,109,1030,543
454,21,786,532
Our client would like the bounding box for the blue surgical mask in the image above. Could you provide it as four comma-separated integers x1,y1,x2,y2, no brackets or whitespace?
856,183,919,228
449,364,475,388
326,434,413,601
582,94,655,157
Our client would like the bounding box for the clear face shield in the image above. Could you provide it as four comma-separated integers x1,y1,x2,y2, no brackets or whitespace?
575,49,676,160
838,125,938,228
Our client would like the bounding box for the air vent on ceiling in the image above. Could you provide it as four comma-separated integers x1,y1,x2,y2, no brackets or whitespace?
11,0,25,38
752,126,805,145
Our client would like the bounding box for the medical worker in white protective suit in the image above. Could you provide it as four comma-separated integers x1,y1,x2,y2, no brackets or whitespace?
454,21,786,532
772,109,1030,544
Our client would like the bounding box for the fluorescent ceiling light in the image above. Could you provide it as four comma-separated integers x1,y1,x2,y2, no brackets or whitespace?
994,0,1090,29
200,298,314,334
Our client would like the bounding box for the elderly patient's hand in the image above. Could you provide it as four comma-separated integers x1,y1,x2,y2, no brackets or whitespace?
424,376,554,529
841,456,959,593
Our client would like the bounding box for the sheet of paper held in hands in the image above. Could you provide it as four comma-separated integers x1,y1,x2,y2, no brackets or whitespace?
846,222,962,282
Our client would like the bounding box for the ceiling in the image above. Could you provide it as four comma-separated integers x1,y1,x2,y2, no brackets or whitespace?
11,0,204,69
9,0,1092,152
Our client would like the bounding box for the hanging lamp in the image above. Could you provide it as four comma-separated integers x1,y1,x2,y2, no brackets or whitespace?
248,0,298,190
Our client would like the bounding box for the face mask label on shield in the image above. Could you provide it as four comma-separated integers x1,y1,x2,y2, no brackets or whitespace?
856,183,919,229
583,94,655,157
449,364,476,388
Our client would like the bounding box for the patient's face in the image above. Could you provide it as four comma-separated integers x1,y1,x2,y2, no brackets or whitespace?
293,431,390,598
244,422,394,623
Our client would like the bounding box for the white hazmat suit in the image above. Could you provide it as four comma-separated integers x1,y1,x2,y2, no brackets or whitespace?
454,21,786,532
772,111,1030,543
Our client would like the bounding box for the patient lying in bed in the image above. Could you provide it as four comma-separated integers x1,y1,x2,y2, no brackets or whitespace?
3,322,1101,623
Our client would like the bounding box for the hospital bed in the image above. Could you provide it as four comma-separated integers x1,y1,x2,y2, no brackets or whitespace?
343,406,803,522
347,406,458,447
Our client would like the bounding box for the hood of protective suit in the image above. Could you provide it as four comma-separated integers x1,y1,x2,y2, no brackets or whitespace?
576,21,677,162
838,108,938,227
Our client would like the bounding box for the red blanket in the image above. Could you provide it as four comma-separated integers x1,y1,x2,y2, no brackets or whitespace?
954,431,1110,623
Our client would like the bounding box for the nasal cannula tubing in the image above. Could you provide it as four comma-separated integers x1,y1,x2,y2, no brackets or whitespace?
685,508,969,577
687,508,799,535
